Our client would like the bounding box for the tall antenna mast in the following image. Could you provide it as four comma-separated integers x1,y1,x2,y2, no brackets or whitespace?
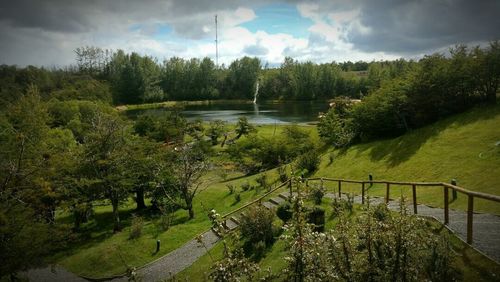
215,14,219,68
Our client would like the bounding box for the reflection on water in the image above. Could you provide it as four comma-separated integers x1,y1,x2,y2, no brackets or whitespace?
127,101,329,124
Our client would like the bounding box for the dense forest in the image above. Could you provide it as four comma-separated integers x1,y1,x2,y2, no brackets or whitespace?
1,41,499,278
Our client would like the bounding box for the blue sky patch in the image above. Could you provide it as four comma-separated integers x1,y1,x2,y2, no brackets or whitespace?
240,3,313,39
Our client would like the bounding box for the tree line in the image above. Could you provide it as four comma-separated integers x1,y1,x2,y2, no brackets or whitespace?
319,42,500,145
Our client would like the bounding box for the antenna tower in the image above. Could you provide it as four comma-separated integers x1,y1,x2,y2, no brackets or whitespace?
215,15,219,68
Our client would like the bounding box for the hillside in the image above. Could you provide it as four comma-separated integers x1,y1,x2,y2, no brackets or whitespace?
314,103,500,214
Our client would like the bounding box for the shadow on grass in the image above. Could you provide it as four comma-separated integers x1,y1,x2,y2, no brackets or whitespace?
350,103,499,168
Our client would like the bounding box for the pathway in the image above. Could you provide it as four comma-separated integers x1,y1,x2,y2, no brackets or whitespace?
22,192,500,281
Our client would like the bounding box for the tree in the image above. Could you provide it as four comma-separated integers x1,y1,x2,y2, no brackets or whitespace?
472,41,500,104
207,119,226,145
160,143,208,219
0,88,65,277
79,112,132,231
235,116,254,139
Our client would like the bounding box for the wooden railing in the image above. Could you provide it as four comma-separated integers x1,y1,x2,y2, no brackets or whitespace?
305,177,500,244
221,179,291,219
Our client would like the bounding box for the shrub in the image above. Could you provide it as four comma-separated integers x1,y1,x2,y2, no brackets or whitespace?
234,193,241,203
307,207,325,232
276,202,293,222
296,150,321,175
226,184,235,194
241,181,251,191
309,184,325,205
256,173,269,191
240,205,276,247
328,152,335,164
331,196,354,218
278,165,288,182
129,215,144,239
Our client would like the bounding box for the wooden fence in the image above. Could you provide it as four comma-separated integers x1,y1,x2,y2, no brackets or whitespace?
306,177,500,244
221,177,500,245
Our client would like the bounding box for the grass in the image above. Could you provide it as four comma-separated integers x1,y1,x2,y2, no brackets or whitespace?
177,201,500,282
314,103,500,214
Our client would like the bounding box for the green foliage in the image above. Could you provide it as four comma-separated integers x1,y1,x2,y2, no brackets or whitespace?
239,206,276,249
309,184,325,205
276,202,293,222
133,111,186,143
306,206,325,232
234,193,241,203
206,119,226,145
255,173,270,191
278,165,289,182
234,116,254,139
282,195,459,281
129,215,144,239
226,184,235,194
296,150,321,175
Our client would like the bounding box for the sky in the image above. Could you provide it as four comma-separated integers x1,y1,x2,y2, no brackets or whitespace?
0,0,499,67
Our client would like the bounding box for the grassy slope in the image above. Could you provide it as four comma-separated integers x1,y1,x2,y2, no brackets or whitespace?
314,103,500,214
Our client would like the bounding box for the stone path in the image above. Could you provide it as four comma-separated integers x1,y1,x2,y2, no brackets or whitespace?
22,191,500,281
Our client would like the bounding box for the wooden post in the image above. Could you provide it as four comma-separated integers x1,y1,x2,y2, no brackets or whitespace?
361,182,365,204
412,184,417,214
467,195,474,244
338,180,342,198
385,183,390,204
451,179,458,200
444,186,449,225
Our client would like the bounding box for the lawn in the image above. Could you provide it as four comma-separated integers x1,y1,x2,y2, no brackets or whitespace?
314,103,500,214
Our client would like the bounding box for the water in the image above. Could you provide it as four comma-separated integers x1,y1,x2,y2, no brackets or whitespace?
127,101,330,124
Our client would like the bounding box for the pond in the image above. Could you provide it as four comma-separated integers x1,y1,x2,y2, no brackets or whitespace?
126,101,330,124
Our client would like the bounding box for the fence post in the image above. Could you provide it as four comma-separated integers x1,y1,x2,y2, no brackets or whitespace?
467,195,474,244
412,184,417,214
369,174,373,187
338,180,342,198
444,185,449,225
451,179,458,200
361,182,365,204
385,183,390,204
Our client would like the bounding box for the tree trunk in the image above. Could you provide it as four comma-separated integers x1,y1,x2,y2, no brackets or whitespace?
135,187,146,210
111,197,121,232
188,206,194,219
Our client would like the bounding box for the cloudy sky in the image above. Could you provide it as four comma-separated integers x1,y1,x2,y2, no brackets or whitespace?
0,0,499,67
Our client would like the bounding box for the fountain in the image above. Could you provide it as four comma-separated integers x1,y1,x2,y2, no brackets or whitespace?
253,80,259,104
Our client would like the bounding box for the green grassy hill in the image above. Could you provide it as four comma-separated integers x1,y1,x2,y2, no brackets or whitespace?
314,103,500,214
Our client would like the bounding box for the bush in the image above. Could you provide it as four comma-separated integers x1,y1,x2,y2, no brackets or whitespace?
276,202,293,222
278,165,288,182
129,215,144,239
241,181,251,191
256,173,270,191
234,193,241,203
296,150,321,175
309,184,325,205
226,184,235,194
307,207,325,232
331,196,354,218
240,205,276,247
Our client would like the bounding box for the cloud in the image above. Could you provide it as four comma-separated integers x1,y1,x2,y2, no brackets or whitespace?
0,0,498,66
